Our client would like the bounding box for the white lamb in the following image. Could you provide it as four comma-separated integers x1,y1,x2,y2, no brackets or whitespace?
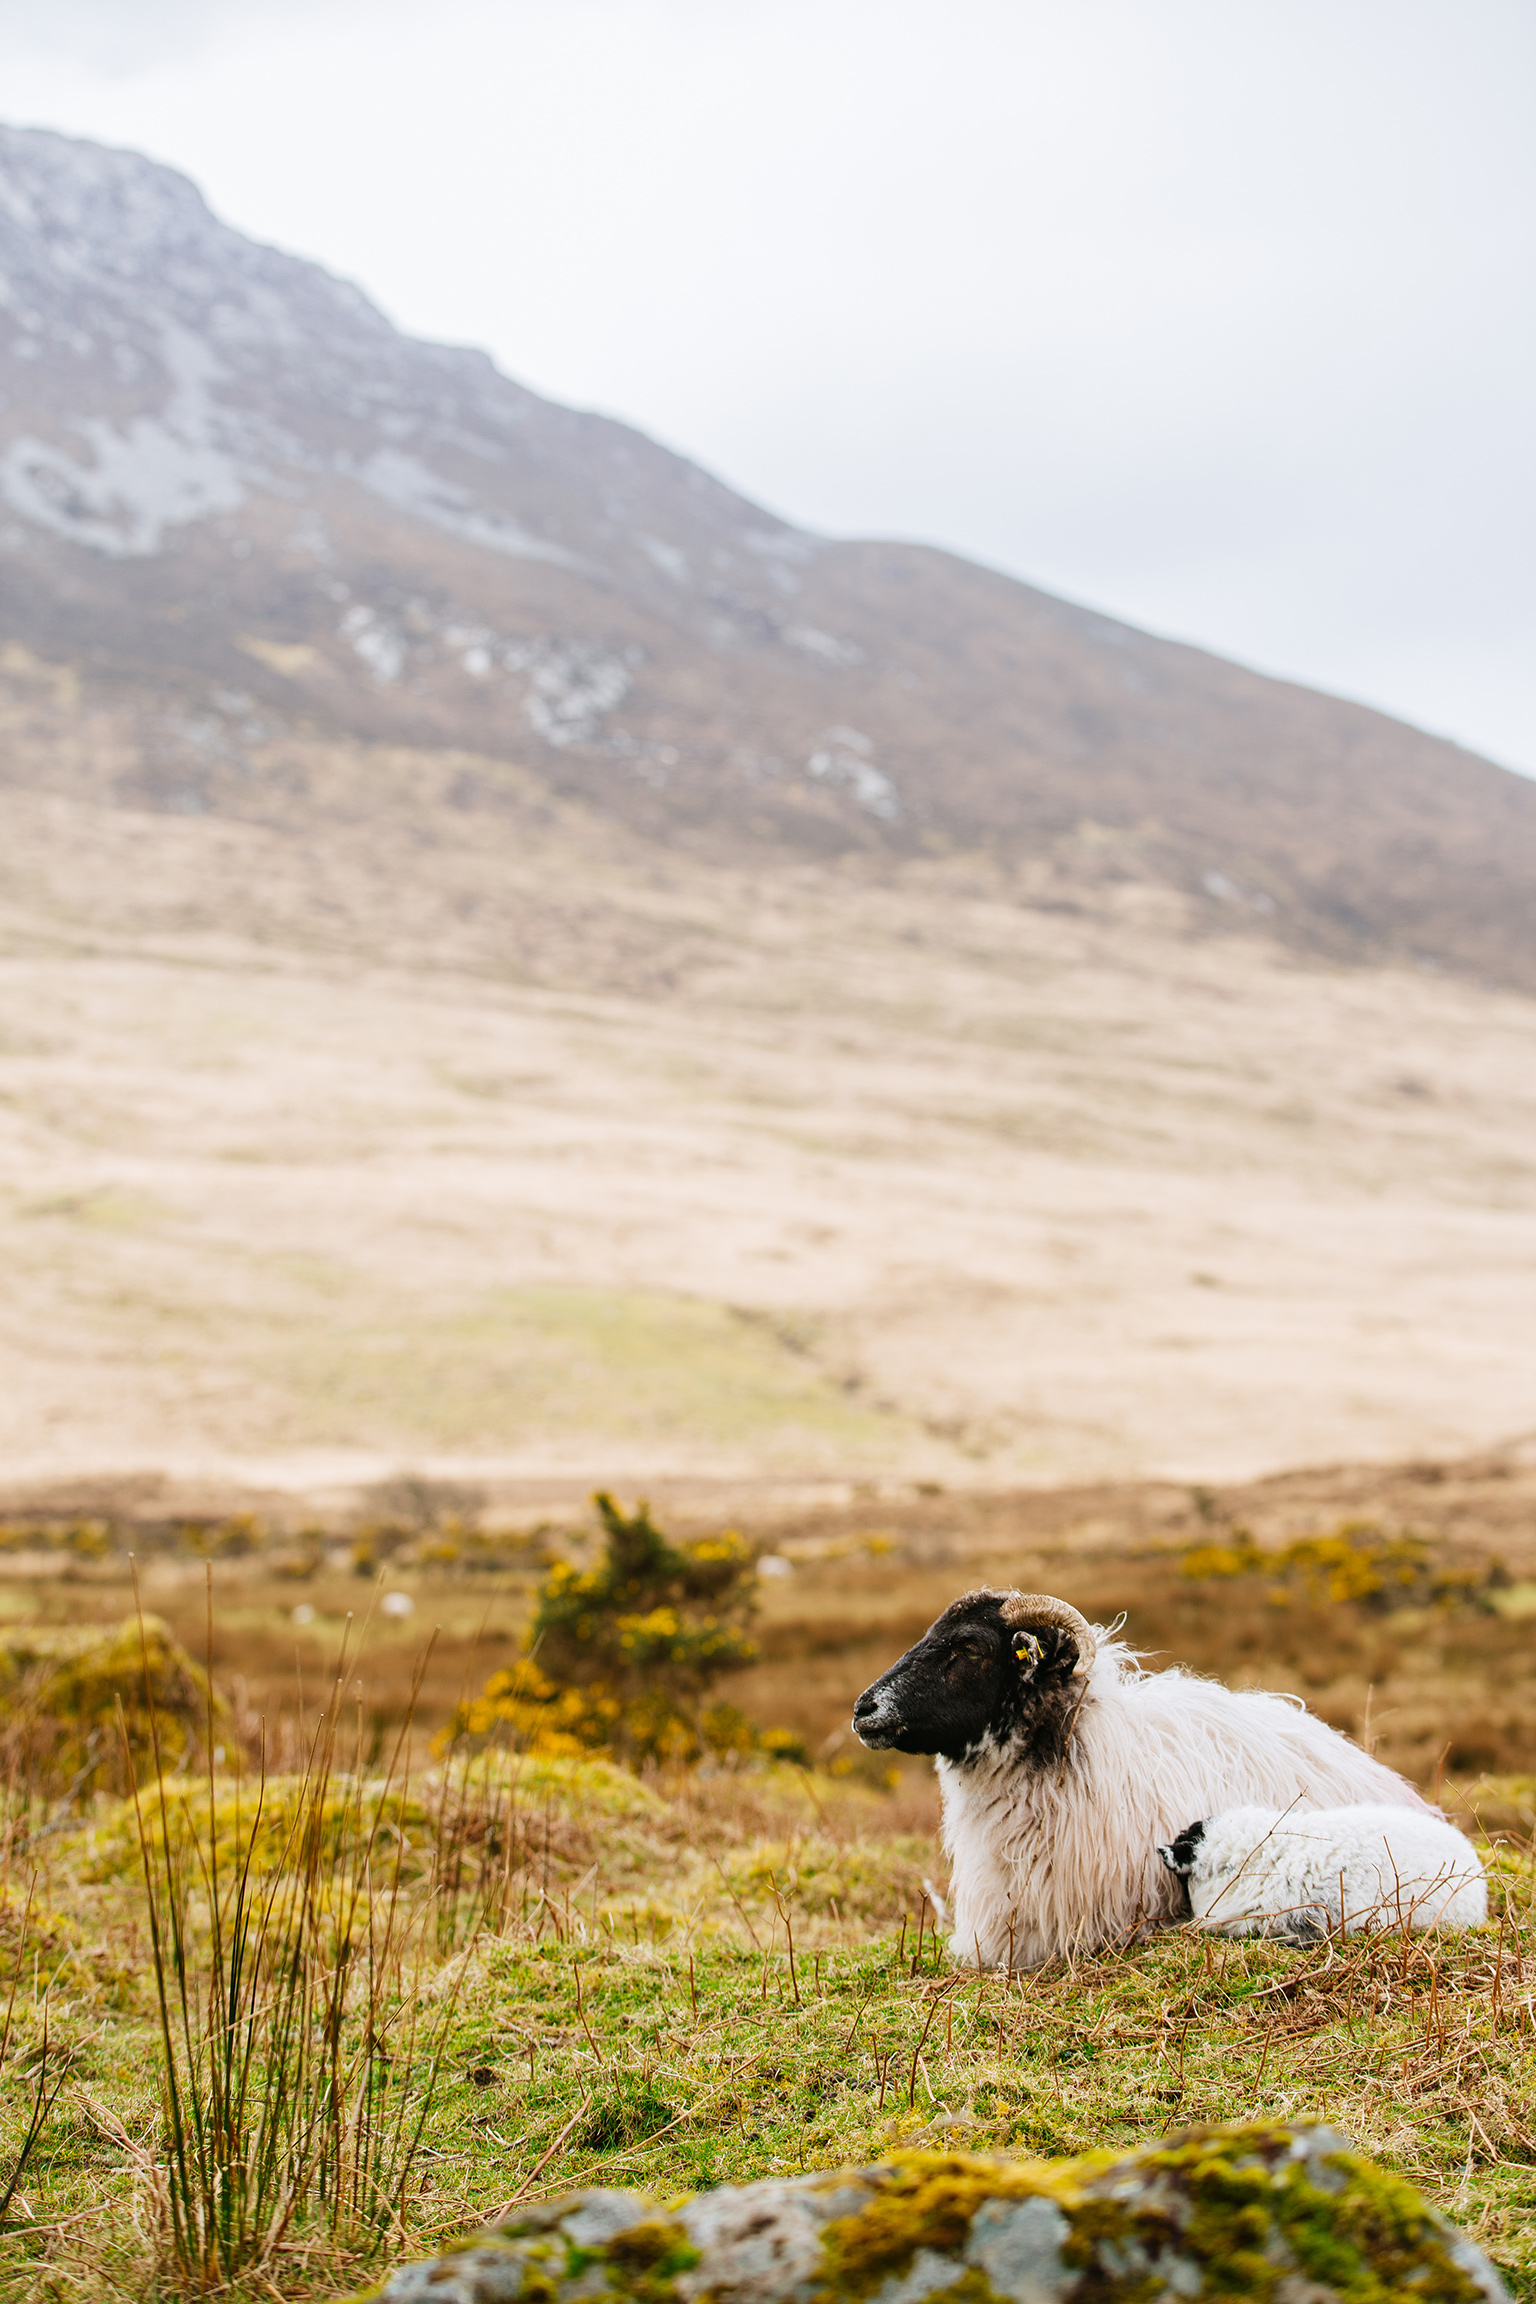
1159,1803,1487,1941
851,1590,1428,1968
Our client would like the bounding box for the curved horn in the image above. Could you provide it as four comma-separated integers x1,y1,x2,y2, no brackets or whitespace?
999,1592,1096,1672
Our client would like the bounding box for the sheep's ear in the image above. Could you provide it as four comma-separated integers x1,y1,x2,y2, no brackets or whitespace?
1013,1623,1085,1680
1157,1842,1186,1873
1011,1629,1043,1673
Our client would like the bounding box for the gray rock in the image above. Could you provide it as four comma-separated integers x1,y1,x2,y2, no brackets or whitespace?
677,2174,873,2304
1439,2222,1515,2304
378,2243,542,2304
559,2270,614,2303
558,2196,653,2249
963,2196,1073,2303
1161,2259,1203,2298
1281,2125,1355,2196
867,2246,970,2304
354,2123,1513,2304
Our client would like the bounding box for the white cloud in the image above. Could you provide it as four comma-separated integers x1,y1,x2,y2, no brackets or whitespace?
0,0,344,72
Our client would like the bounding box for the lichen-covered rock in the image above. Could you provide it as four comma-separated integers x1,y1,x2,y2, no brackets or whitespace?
353,2123,1510,2304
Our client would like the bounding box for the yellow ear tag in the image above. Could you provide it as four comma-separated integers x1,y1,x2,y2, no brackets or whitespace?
1013,1630,1042,1667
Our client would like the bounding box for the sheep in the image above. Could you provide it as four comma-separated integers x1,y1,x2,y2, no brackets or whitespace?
851,1589,1428,1969
1158,1803,1486,1941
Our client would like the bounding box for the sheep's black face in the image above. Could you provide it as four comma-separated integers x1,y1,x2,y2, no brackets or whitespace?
851,1590,1086,1765
1156,1820,1206,1920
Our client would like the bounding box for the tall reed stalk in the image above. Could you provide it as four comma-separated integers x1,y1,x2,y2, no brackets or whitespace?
126,1569,468,2289
0,1872,66,2230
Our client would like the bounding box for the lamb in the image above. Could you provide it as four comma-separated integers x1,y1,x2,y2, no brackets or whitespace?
851,1589,1428,1969
1158,1803,1486,1941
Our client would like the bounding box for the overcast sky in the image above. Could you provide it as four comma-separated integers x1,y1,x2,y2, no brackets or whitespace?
1,0,1533,773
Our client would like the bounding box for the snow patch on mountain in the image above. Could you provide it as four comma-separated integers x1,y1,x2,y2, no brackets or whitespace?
742,525,821,599
1203,869,1276,915
517,640,637,747
0,320,245,555
807,726,899,819
339,604,405,683
785,624,863,667
745,527,819,564
357,449,585,569
638,534,690,584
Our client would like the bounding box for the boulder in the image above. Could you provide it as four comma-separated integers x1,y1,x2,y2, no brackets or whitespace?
352,2123,1508,2303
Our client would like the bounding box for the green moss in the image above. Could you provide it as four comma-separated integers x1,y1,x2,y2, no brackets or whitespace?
598,2218,703,2304
1115,2126,1492,2304
811,2129,1494,2304
600,2219,700,2276
513,2263,561,2304
818,2152,1063,2294
0,1613,219,1798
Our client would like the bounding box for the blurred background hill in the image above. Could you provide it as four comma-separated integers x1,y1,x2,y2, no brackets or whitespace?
1,123,1533,1509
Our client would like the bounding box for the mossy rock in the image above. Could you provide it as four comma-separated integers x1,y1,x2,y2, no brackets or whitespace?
350,2123,1509,2303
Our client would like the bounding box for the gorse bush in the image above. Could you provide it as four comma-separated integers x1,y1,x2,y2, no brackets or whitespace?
0,1615,217,1800
535,1493,757,1693
1182,1518,1507,1611
454,1493,769,1765
0,1517,113,1559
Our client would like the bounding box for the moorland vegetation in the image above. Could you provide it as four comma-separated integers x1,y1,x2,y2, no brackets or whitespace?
0,1468,1532,2299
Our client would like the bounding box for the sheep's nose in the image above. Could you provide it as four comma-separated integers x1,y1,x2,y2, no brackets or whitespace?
853,1688,878,1720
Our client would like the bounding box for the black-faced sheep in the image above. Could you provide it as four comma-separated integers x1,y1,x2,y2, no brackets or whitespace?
1158,1803,1486,1941
851,1589,1428,1968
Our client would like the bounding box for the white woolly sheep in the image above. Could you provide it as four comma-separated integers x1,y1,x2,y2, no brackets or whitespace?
851,1589,1429,1969
1158,1802,1487,1941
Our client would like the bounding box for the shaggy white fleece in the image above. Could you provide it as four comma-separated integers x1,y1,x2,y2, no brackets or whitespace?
941,1635,1426,1968
1175,1803,1487,1939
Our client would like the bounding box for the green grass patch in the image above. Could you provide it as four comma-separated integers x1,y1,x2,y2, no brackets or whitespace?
2,1752,1534,2300
259,1286,903,1454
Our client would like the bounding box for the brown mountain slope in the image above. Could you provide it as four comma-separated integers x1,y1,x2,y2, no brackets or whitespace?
0,123,1533,989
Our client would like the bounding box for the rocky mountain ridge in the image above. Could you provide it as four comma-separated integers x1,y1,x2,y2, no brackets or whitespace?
2,121,1535,988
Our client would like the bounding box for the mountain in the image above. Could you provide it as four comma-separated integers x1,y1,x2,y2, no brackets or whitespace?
4,127,1536,1501
2,120,1535,990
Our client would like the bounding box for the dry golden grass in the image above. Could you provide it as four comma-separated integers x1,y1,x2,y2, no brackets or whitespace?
718,1443,1536,1788
4,736,1536,1496
3,1436,1534,1786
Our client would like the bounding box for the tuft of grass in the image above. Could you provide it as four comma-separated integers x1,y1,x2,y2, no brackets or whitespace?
0,1880,68,2231
579,2077,679,2153
118,1574,472,2291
